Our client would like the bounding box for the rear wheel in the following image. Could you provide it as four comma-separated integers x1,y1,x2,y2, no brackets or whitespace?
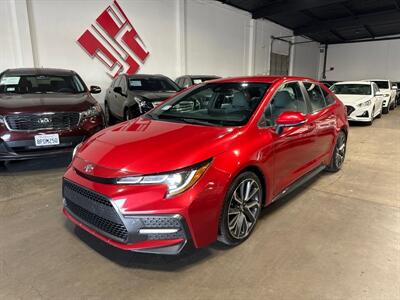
218,172,263,246
326,131,347,172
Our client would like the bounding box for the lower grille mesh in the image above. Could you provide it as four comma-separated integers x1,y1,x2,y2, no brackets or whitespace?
66,199,128,241
63,180,128,242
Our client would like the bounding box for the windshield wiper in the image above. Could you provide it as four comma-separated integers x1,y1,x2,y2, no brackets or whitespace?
181,118,217,126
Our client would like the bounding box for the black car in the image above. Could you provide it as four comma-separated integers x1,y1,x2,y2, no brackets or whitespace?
104,74,180,124
175,75,220,88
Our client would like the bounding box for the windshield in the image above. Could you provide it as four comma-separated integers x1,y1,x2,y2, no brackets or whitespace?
128,77,180,92
372,81,389,89
147,82,270,126
0,74,86,94
331,84,371,95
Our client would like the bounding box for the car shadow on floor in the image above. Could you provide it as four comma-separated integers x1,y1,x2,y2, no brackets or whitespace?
65,173,323,271
0,154,71,174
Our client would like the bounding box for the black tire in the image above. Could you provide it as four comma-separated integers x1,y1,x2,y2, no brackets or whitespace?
218,171,263,246
326,131,347,172
104,102,116,126
382,105,389,114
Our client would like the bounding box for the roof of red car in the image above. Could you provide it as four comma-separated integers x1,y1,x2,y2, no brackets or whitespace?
213,76,317,84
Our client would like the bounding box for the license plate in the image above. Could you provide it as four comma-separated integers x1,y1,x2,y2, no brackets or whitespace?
34,134,60,146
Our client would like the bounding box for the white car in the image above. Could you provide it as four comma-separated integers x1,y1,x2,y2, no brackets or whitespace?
330,81,383,124
363,79,396,113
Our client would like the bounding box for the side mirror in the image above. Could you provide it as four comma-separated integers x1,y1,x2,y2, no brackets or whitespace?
275,111,307,134
113,86,122,94
90,85,101,94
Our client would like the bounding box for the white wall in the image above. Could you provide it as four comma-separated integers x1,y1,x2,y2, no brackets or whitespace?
292,36,320,79
253,19,293,75
318,39,400,81
0,0,321,103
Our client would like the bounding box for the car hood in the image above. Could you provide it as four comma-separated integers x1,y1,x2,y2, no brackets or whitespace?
0,93,96,114
335,94,372,105
132,91,177,102
74,117,240,176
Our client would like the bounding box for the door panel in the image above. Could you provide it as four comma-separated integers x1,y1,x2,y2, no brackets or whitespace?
303,82,336,161
261,81,317,197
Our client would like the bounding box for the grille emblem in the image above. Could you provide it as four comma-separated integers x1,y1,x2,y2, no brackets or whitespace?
84,164,94,173
37,117,51,124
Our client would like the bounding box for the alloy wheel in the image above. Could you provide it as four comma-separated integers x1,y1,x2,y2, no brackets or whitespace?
227,178,261,240
335,133,346,169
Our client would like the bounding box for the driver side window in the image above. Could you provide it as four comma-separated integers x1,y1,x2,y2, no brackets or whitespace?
263,82,307,126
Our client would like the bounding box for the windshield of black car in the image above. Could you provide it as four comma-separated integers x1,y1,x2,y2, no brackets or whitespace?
0,74,86,94
331,84,372,95
373,81,389,89
128,77,180,92
148,82,270,126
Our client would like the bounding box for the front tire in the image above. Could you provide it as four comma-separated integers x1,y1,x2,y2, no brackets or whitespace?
326,131,347,172
382,105,389,114
218,172,263,246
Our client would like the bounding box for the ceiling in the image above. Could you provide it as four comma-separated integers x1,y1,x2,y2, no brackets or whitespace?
218,0,400,44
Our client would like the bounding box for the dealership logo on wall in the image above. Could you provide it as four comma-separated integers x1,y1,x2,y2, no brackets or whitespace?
77,0,149,78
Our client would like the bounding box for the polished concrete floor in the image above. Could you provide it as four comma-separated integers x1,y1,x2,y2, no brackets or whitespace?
1,109,399,300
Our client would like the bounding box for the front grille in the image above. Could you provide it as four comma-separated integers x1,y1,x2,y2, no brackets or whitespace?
5,112,80,131
63,180,128,242
345,106,355,116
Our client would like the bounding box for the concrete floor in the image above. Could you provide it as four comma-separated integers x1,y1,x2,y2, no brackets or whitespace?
0,110,399,300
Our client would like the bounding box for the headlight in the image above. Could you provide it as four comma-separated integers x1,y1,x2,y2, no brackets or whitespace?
357,100,372,108
116,159,211,197
134,96,149,108
72,143,82,158
81,105,102,119
384,94,390,97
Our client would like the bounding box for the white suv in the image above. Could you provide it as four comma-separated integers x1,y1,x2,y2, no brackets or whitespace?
363,79,396,113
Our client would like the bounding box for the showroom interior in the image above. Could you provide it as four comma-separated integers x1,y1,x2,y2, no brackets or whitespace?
0,0,399,299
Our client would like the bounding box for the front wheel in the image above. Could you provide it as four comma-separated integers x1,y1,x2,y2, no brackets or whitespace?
218,172,263,246
382,105,389,114
326,131,347,172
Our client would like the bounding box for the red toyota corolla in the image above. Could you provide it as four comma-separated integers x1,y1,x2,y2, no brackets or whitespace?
63,76,348,255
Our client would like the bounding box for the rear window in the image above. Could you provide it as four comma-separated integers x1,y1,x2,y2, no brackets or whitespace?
0,74,86,94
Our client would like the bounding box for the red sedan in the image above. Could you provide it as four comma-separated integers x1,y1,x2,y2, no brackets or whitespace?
63,76,348,255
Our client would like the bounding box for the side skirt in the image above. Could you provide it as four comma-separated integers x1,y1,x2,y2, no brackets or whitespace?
271,165,326,203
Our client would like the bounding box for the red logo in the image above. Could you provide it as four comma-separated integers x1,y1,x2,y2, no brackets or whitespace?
77,0,149,78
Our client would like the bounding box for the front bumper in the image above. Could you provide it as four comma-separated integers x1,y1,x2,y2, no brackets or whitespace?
62,179,189,254
346,105,373,122
62,158,230,255
0,115,104,161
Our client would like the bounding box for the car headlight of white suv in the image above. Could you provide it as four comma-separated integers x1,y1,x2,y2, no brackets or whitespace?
357,99,372,108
